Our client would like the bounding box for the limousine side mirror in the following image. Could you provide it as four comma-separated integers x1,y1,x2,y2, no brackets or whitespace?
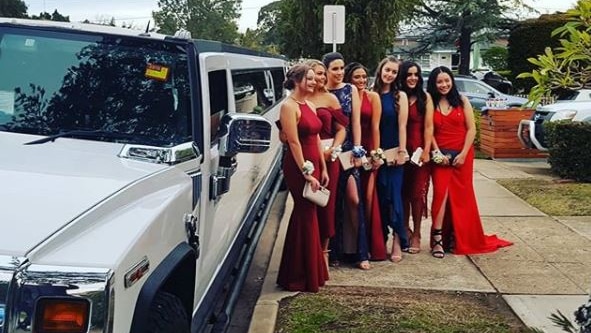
218,113,272,157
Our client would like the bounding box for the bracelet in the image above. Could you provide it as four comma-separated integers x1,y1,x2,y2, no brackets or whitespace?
352,145,367,158
301,160,315,175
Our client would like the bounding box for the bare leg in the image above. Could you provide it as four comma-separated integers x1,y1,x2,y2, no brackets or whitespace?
390,232,402,262
408,198,424,254
345,175,370,270
342,175,359,254
322,238,330,273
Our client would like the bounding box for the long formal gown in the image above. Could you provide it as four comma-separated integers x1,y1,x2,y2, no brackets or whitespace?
378,91,408,250
359,91,387,261
277,102,328,292
431,105,512,254
328,84,370,263
316,106,349,241
403,101,431,225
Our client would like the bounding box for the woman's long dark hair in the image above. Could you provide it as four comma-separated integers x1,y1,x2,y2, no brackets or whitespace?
426,66,462,108
398,61,427,115
343,62,368,84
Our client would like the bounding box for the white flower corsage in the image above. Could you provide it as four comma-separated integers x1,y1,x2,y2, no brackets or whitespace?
370,148,386,165
301,160,315,175
330,145,342,162
431,150,445,165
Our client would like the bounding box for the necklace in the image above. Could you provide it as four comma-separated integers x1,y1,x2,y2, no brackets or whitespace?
290,95,306,104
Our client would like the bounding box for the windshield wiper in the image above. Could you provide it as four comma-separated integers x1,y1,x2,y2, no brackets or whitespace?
24,130,140,145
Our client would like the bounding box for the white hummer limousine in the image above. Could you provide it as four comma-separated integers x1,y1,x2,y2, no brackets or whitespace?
0,18,286,333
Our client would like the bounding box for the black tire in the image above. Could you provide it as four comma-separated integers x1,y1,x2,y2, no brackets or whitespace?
146,291,190,333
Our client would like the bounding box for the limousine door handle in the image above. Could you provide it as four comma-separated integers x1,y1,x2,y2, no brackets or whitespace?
210,157,238,200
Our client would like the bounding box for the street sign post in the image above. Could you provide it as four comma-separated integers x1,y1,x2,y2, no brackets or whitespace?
323,5,345,52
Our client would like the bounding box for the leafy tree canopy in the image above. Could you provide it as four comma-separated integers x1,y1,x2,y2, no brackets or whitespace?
153,0,241,43
409,0,527,74
0,0,28,18
518,0,591,104
30,10,70,22
481,46,508,70
267,0,414,69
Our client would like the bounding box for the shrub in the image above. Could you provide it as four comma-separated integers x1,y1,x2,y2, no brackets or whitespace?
473,110,481,149
507,13,568,93
544,121,591,182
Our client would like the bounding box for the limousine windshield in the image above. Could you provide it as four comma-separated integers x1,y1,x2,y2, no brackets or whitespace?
0,26,192,147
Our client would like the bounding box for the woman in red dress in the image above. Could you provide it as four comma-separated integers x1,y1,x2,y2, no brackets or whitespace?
426,66,512,258
398,61,434,254
277,64,329,292
306,59,348,270
344,62,387,261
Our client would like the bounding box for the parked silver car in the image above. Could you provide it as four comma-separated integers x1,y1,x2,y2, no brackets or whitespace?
423,73,528,110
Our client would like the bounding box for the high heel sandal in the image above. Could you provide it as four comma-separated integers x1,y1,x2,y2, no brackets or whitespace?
408,235,421,254
357,260,371,270
431,229,445,259
390,234,403,263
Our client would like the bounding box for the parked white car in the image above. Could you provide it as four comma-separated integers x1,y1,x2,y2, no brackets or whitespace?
0,18,286,333
518,99,591,150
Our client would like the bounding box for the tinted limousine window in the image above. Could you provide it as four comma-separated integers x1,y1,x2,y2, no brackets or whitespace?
0,27,192,147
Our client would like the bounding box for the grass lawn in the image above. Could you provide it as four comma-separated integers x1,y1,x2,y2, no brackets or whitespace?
276,286,534,333
497,178,591,216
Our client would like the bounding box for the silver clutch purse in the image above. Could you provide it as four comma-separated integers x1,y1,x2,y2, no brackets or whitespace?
302,182,330,207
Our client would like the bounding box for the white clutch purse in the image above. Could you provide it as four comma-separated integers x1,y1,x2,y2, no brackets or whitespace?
410,147,424,166
383,147,399,166
302,182,330,207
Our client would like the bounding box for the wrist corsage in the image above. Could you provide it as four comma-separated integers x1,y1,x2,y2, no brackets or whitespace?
431,150,445,165
302,160,315,175
330,145,342,162
370,148,386,165
352,145,367,158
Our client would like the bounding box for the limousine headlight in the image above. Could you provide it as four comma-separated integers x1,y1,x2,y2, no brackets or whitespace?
1,256,113,333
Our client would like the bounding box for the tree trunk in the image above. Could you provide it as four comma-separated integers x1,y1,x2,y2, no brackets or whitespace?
458,26,472,75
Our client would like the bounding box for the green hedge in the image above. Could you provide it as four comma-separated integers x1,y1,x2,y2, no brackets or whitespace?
507,14,568,93
474,110,481,149
544,121,591,182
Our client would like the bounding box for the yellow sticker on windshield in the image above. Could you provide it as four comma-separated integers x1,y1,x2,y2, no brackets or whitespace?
145,64,169,81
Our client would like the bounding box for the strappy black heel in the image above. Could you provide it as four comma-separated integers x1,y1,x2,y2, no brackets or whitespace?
431,229,445,259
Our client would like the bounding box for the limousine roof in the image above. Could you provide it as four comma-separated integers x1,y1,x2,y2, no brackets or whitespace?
0,17,285,59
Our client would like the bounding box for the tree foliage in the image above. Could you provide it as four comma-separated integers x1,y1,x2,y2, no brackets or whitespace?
267,0,413,69
0,0,27,18
153,0,241,43
410,0,526,75
481,46,508,70
507,14,567,92
518,0,591,104
30,10,70,22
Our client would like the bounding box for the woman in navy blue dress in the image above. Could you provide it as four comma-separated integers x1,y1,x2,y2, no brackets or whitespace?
372,56,409,262
322,52,371,270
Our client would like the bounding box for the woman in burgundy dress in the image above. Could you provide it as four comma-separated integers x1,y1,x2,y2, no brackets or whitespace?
426,66,512,258
398,61,434,254
277,64,329,292
306,59,348,271
344,62,387,261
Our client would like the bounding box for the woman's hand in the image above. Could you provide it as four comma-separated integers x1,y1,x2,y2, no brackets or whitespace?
304,174,321,191
323,149,332,162
371,159,383,170
321,170,329,187
420,149,431,164
396,150,409,166
452,151,467,167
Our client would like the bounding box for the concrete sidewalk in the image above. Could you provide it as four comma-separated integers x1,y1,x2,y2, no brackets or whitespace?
248,159,591,333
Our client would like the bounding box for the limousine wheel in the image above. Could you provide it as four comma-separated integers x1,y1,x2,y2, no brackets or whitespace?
147,291,190,333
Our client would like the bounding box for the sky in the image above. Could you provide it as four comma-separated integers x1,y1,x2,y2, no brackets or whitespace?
23,0,576,32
